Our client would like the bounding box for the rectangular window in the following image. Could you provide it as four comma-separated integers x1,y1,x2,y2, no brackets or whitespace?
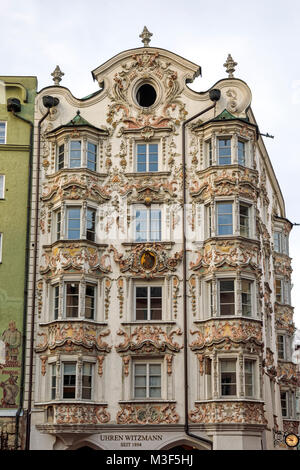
56,209,61,240
281,391,288,417
54,285,59,320
245,360,254,397
274,232,281,252
134,363,161,398
275,279,283,303
217,202,233,235
220,359,236,396
0,175,5,198
51,364,56,400
135,208,161,242
241,280,252,317
86,208,96,241
219,280,235,315
135,286,162,320
238,140,246,166
277,335,285,359
65,283,79,318
57,144,64,170
239,204,250,237
218,138,231,165
87,142,97,171
0,233,2,263
136,143,158,172
67,207,81,239
82,363,93,400
69,141,81,168
207,140,212,166
0,122,6,144
85,284,96,319
63,363,76,399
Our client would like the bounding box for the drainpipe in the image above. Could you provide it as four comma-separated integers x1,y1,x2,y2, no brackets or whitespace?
25,95,59,450
182,89,221,450
7,99,33,450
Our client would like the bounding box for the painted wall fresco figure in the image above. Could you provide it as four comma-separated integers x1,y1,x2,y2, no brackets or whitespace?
0,376,19,407
1,321,21,364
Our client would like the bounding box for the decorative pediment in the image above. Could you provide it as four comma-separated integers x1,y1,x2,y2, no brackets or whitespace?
35,323,111,353
116,326,183,354
42,175,111,204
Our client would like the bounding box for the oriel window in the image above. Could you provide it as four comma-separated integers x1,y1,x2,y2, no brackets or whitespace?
63,363,76,399
217,202,233,235
86,208,96,241
65,283,79,318
220,359,236,396
219,280,235,316
69,141,81,168
218,138,231,165
87,142,97,171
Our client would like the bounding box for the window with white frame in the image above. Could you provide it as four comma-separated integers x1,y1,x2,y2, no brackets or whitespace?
281,391,288,417
210,277,255,318
136,143,158,172
206,140,212,166
53,281,97,320
273,231,289,255
86,208,96,242
133,362,161,398
87,142,97,171
55,209,61,240
50,360,94,401
0,122,6,144
275,278,291,305
56,140,98,171
218,138,231,165
244,359,255,397
67,207,81,239
207,200,254,239
220,359,237,396
238,139,246,166
57,144,65,171
280,390,295,419
277,334,285,359
217,202,233,235
0,233,2,263
239,203,250,237
135,207,161,242
0,175,5,198
135,285,162,320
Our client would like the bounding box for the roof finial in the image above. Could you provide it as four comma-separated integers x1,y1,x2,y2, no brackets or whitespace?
51,65,64,86
139,26,153,47
223,54,237,78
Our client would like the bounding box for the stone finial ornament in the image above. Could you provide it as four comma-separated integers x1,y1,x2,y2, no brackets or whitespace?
139,26,153,47
223,54,237,78
51,65,64,86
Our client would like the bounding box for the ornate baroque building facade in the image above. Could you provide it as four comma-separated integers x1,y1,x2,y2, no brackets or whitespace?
24,29,299,450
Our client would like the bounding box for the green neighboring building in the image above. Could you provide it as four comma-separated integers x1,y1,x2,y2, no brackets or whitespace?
0,76,37,449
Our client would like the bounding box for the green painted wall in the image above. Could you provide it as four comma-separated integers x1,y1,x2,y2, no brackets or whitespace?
0,76,37,416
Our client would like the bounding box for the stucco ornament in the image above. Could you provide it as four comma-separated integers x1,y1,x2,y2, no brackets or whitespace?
117,403,179,424
106,51,187,132
110,243,183,278
189,401,267,425
53,404,110,425
116,326,183,353
35,323,111,353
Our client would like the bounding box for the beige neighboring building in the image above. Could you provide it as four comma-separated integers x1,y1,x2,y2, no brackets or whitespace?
24,29,299,450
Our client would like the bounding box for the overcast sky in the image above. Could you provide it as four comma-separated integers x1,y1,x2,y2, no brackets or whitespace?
2,0,300,329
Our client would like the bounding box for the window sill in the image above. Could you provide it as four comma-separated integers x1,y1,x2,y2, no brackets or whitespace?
119,399,176,404
46,168,108,178
35,400,108,406
203,235,259,244
195,398,263,404
125,171,171,177
193,316,262,324
122,241,174,249
43,239,108,249
121,321,177,326
39,319,108,326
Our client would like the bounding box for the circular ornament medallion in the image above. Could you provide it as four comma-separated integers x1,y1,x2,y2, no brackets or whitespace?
140,250,156,271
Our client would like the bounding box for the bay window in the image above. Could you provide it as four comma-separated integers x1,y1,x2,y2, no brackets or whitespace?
217,202,233,235
238,140,246,165
67,207,81,239
244,359,255,397
239,203,250,237
55,139,98,171
69,141,81,168
52,281,97,320
208,277,255,318
50,360,94,401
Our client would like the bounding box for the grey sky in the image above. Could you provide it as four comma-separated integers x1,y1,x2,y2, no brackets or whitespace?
2,0,300,327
